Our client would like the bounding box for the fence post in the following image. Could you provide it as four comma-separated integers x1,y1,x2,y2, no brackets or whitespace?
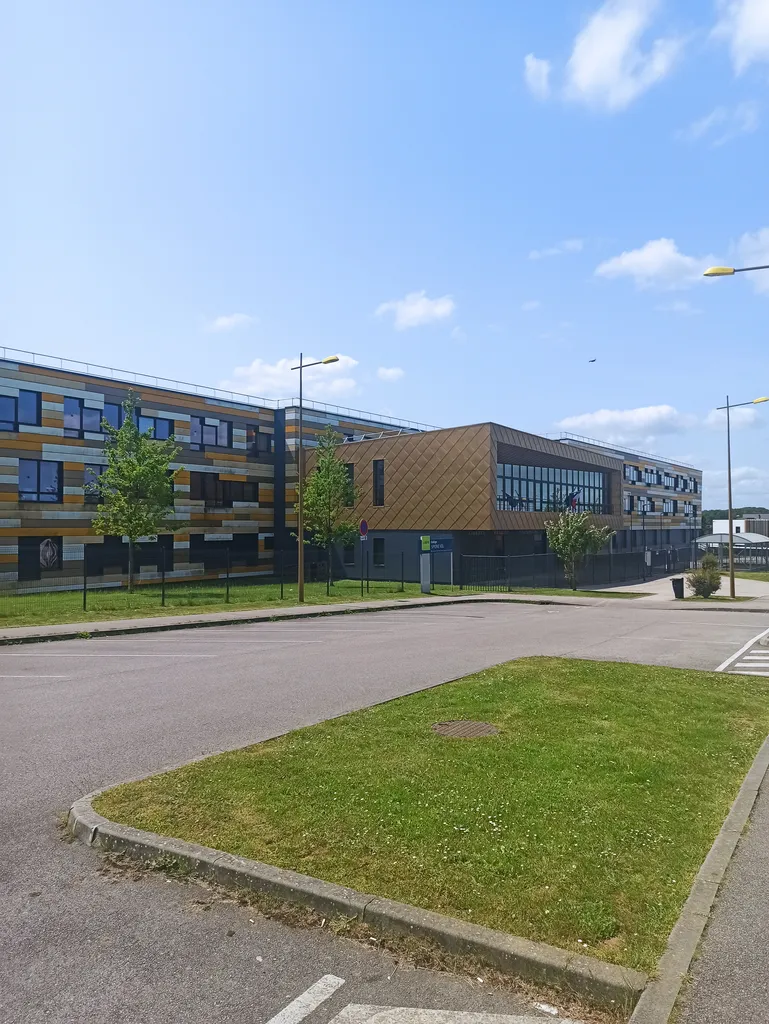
279,547,284,600
507,555,512,593
366,549,370,593
161,546,166,607
225,546,231,603
400,551,404,592
360,547,364,598
458,554,463,591
82,552,87,612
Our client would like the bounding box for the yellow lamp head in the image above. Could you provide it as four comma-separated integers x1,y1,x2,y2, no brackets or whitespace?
322,355,340,364
703,266,735,277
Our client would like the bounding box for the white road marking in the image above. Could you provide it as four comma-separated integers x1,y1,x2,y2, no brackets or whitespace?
328,1007,575,1024
715,626,769,673
616,636,739,645
0,654,218,658
731,670,769,677
0,675,70,679
265,975,345,1024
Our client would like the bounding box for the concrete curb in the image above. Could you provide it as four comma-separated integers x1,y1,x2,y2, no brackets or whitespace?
628,734,769,1024
4,590,768,647
69,792,646,1012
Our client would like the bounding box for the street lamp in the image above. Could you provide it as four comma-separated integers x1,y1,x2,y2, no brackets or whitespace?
704,264,769,277
291,354,339,602
715,396,769,598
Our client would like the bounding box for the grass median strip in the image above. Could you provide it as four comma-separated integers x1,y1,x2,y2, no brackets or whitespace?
94,657,768,975
0,582,643,629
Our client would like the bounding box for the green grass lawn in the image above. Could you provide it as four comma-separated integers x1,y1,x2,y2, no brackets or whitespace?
96,657,769,975
735,572,769,583
0,580,642,629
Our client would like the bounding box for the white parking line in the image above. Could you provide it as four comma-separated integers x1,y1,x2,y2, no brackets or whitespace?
265,975,346,1024
715,626,769,673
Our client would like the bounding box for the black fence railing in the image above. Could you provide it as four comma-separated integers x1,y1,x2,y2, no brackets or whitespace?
495,498,612,514
460,545,695,592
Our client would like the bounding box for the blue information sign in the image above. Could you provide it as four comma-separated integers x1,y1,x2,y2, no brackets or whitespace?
429,537,452,553
360,519,369,538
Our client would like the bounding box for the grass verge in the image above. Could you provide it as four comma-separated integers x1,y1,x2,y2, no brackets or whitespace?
735,572,769,583
0,581,642,629
95,657,769,975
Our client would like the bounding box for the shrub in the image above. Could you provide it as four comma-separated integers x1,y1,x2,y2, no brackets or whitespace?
686,566,722,599
701,552,719,570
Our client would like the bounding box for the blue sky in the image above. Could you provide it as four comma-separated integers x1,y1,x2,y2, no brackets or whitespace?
6,0,769,507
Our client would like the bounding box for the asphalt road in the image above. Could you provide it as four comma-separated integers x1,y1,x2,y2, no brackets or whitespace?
2,601,767,1024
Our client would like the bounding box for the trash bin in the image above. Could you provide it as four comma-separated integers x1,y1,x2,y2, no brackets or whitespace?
671,577,684,600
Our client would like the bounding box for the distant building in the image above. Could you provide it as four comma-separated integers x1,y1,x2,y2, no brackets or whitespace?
713,516,769,538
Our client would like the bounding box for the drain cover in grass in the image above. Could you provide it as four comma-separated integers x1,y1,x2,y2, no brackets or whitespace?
432,720,499,739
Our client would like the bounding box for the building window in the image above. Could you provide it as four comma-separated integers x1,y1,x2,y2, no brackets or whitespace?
84,464,105,502
497,463,606,513
624,464,640,483
19,459,62,502
372,537,385,567
623,494,633,514
663,499,674,514
189,472,258,506
0,390,41,431
263,535,275,550
373,459,385,506
190,416,231,448
247,426,273,455
63,398,104,437
736,526,741,534
343,544,355,565
345,464,355,507
103,403,122,429
136,413,173,440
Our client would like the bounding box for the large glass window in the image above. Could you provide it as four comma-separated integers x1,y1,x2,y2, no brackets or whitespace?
190,416,231,448
19,459,62,502
189,472,258,506
497,463,606,513
0,390,41,431
84,465,105,502
136,413,173,440
103,402,122,429
64,398,110,437
373,460,385,506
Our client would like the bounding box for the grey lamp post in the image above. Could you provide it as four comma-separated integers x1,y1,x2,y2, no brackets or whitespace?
714,396,769,598
290,354,339,602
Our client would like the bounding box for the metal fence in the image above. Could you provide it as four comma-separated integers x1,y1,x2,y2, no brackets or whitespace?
460,545,696,592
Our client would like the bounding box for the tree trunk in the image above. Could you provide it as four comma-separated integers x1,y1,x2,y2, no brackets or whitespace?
128,538,135,593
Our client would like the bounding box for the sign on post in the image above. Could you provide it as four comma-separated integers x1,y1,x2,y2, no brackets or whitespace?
360,519,369,541
420,535,430,552
429,537,452,553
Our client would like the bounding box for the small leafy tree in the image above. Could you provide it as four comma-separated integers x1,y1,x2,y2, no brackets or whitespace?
685,553,722,598
90,391,181,590
302,426,360,593
545,510,614,590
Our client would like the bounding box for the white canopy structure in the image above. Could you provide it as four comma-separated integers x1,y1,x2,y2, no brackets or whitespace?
697,532,769,547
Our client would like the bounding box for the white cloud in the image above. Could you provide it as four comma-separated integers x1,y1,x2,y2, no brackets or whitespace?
206,313,255,332
558,404,697,447
377,366,405,382
220,355,359,401
450,326,467,342
736,227,769,293
655,299,701,314
564,0,683,111
528,239,584,260
705,405,765,430
523,54,552,99
703,466,769,505
595,237,716,289
678,101,759,146
713,0,769,74
521,300,542,311
375,290,455,330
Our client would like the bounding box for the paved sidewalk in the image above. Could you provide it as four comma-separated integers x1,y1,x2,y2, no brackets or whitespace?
678,774,769,1024
596,572,769,602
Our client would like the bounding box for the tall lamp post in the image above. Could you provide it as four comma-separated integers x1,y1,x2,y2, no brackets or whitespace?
715,396,769,598
291,354,339,602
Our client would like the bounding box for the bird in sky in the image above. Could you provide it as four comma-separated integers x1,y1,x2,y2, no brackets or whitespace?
588,358,596,363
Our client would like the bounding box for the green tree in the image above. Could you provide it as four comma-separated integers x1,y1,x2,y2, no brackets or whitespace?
302,426,359,593
90,392,181,590
545,510,614,590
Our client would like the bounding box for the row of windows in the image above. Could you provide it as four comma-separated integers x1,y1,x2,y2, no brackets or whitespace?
189,472,259,506
624,464,699,493
496,463,606,513
0,395,273,453
624,494,698,516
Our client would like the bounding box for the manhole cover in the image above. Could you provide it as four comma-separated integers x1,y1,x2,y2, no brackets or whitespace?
432,720,499,739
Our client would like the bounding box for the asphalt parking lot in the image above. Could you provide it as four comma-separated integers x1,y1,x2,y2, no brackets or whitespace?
2,600,768,1024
